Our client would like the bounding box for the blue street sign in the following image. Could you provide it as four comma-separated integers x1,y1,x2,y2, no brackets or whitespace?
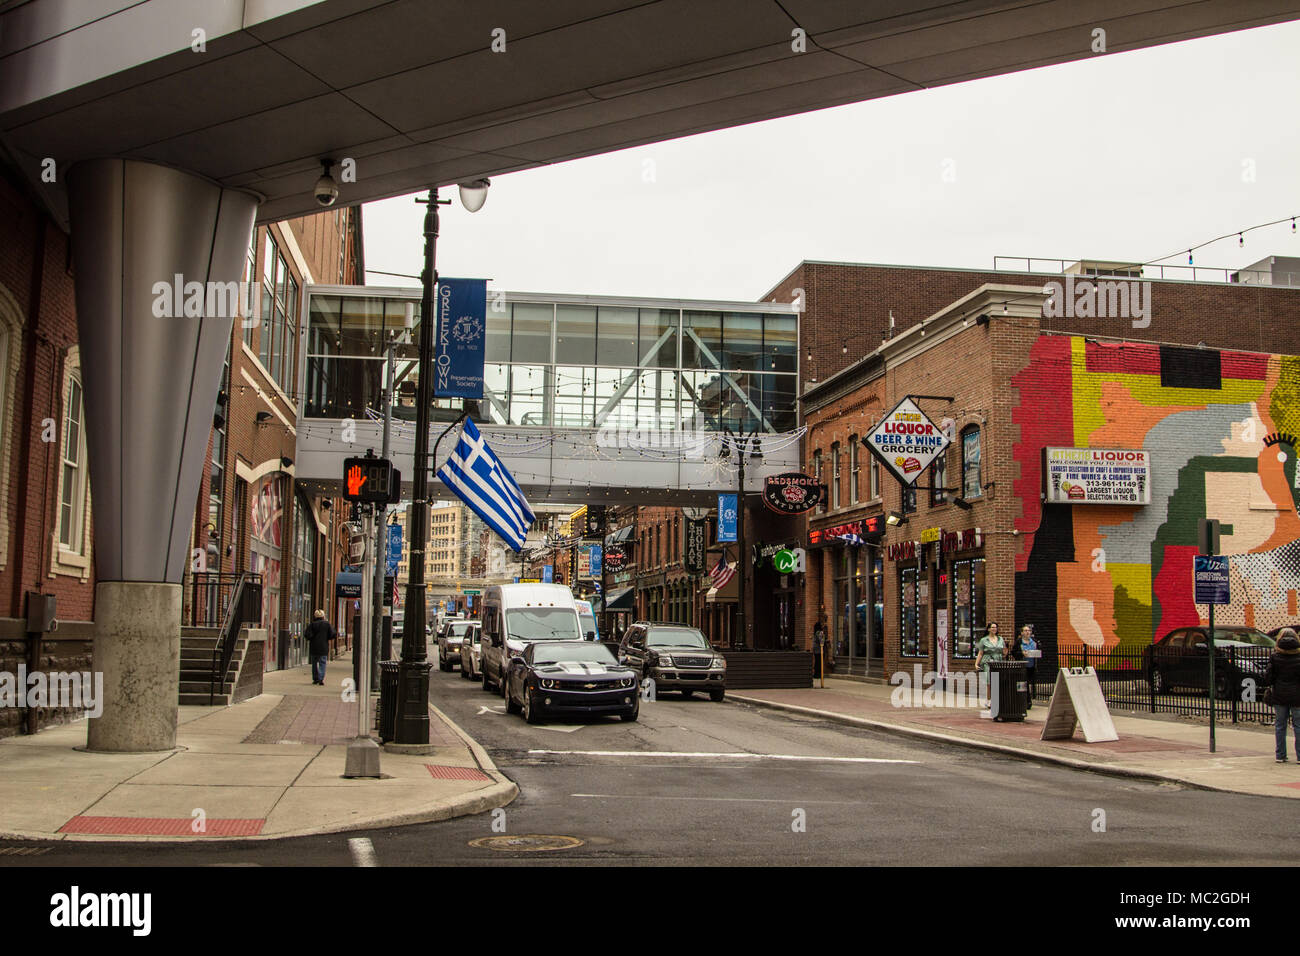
387,523,402,573
590,544,602,577
444,600,454,614
467,594,473,609
718,494,738,543
542,564,553,583
1193,554,1230,604
433,278,488,399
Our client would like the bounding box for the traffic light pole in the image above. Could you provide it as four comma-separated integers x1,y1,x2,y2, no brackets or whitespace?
344,506,381,777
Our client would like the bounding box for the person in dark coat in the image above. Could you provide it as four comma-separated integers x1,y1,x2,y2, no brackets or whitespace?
305,610,335,686
1262,628,1300,762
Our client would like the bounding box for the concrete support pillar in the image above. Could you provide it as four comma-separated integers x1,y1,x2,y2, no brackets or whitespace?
87,583,181,752
66,159,258,752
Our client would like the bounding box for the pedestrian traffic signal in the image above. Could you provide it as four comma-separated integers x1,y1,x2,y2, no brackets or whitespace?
343,455,395,504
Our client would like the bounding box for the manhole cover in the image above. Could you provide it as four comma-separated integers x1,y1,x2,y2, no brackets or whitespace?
468,834,585,852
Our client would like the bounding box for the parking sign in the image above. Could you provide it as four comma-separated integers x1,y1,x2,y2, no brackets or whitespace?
1193,554,1230,604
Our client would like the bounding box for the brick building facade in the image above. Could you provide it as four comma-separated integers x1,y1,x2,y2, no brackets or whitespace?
1,158,364,735
799,270,1300,686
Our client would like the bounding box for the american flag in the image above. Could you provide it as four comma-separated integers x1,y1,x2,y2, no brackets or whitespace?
710,555,735,589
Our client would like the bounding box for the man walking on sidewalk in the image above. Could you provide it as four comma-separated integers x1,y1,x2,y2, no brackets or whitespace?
306,610,335,685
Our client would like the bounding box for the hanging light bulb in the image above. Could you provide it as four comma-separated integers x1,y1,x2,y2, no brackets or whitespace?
1188,250,1194,265
1239,233,1244,247
1293,218,1297,234
842,342,848,354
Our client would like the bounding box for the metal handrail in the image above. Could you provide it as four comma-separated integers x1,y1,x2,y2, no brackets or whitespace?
209,572,262,705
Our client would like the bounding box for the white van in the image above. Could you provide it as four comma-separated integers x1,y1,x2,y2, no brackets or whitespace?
480,584,583,695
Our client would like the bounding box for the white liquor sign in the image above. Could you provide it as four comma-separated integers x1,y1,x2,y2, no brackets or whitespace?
864,397,950,486
1043,447,1150,505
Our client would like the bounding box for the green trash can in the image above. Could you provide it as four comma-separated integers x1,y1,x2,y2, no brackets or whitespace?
377,661,400,742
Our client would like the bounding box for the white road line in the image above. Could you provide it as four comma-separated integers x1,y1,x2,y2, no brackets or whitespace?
348,837,378,867
528,749,918,764
571,794,867,804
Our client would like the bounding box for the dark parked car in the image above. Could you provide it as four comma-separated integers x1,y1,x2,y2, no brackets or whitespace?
618,622,726,701
1144,625,1275,697
504,641,639,725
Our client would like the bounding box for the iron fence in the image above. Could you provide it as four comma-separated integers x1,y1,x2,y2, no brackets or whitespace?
186,572,251,628
1025,640,1275,725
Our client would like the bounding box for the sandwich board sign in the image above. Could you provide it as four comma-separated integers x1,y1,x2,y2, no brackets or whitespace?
1040,666,1119,743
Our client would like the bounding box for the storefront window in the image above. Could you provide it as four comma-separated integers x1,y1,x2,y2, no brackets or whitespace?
951,557,985,658
900,566,922,657
931,451,947,505
871,553,884,660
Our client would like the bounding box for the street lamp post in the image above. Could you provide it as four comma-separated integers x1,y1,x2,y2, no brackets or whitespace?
392,179,490,746
392,188,443,745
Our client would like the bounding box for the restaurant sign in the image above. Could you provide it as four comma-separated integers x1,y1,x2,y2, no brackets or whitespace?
864,397,950,486
763,472,822,515
1044,447,1150,505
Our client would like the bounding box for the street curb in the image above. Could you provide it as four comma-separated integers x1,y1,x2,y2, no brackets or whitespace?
728,693,1244,796
0,703,517,844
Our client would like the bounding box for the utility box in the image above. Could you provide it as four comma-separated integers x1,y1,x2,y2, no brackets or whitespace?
25,592,57,633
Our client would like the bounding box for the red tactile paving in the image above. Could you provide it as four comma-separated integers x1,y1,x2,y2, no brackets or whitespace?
59,816,265,836
425,764,491,782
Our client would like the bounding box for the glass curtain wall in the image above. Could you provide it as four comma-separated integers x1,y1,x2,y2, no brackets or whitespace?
303,295,797,432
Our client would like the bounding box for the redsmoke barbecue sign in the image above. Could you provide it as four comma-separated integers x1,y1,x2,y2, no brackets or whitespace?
864,397,950,486
763,473,822,515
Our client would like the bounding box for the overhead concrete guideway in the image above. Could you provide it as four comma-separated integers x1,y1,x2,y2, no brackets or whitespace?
293,287,802,505
6,0,1298,751
5,2,1300,227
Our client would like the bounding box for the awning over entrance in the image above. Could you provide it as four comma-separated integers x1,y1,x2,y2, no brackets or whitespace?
605,526,633,546
335,572,363,599
603,586,635,612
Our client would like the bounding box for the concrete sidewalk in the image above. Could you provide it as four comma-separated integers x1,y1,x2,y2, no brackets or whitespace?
0,651,515,841
732,679,1300,800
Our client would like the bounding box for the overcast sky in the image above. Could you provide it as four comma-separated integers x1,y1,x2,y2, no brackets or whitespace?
362,20,1300,304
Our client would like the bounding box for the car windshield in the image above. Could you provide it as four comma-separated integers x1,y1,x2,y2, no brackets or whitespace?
1212,629,1275,648
647,628,709,648
533,644,617,666
579,613,597,636
448,622,473,637
506,607,583,642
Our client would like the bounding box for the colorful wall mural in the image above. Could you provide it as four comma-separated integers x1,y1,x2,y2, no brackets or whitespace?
1012,336,1300,654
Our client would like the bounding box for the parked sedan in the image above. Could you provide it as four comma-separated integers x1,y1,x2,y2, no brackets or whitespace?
437,619,475,672
1144,625,1275,697
459,623,483,680
504,641,639,725
619,622,726,701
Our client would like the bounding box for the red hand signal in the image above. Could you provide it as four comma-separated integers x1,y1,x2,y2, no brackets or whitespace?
347,465,367,497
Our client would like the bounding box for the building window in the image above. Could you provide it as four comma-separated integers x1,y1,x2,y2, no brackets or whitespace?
900,566,923,657
962,426,982,499
813,450,825,513
831,443,841,509
870,456,879,500
930,450,948,506
59,374,86,551
849,436,859,503
244,229,258,349
901,482,916,515
951,558,986,658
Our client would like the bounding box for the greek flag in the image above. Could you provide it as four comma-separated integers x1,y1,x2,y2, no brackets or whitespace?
436,418,535,551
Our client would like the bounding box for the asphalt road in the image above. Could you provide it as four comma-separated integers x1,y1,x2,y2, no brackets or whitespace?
3,665,1299,867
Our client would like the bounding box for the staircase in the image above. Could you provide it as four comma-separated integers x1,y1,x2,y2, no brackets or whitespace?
179,629,244,705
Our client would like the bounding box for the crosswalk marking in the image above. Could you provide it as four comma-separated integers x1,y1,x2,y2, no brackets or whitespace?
348,837,377,867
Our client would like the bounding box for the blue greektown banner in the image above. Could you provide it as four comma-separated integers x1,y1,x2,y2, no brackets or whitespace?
718,494,738,543
434,278,488,399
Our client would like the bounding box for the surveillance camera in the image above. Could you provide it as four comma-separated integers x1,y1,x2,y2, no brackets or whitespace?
315,159,338,207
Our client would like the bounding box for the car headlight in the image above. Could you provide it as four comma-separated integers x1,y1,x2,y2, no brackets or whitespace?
620,677,635,688
540,678,556,689
657,654,674,667
712,656,727,668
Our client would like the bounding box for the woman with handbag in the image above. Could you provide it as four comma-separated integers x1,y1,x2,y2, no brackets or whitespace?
1262,628,1300,763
